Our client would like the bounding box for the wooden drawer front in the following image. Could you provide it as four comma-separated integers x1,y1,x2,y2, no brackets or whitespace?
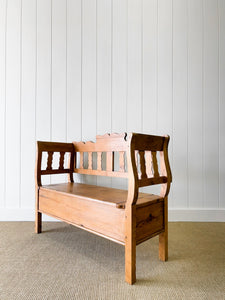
136,200,164,244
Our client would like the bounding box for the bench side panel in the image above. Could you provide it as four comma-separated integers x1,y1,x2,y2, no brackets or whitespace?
35,141,75,187
129,133,172,196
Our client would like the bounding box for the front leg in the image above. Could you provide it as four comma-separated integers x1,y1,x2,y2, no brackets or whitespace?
159,197,168,261
159,230,168,261
125,205,136,284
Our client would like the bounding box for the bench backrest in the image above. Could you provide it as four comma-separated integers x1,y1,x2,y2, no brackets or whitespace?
73,132,171,196
36,133,172,199
73,133,129,178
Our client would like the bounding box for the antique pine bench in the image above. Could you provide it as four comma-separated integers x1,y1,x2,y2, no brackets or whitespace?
35,132,172,284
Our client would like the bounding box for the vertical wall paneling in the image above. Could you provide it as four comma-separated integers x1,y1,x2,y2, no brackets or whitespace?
51,0,67,183
188,0,203,208
52,0,67,142
173,0,188,208
218,0,225,208
142,0,158,195
36,0,51,141
82,0,97,185
82,0,96,140
67,0,82,143
82,0,96,141
111,0,127,133
0,0,7,207
157,0,173,206
157,0,173,135
20,0,36,208
36,0,51,185
111,0,127,189
97,0,111,135
5,0,21,208
0,0,225,220
143,0,157,135
96,0,112,187
67,0,82,183
203,0,219,208
127,0,142,132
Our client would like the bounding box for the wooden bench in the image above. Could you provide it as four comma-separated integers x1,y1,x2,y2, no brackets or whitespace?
35,132,172,284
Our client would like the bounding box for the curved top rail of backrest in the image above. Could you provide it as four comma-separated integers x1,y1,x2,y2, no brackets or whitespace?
72,133,130,178
73,133,128,152
131,133,165,151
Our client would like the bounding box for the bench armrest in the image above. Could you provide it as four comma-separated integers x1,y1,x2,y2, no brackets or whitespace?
126,133,172,206
35,141,74,187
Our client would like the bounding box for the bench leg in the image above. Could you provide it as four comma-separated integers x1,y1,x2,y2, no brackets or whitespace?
35,187,42,234
35,211,42,234
125,205,136,284
125,239,136,284
159,197,168,261
159,230,168,261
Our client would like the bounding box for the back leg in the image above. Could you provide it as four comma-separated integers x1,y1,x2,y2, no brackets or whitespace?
35,211,42,233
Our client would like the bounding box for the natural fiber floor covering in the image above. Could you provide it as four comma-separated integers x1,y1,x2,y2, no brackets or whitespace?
0,222,224,300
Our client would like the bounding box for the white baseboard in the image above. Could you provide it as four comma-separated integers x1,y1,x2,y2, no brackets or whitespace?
0,208,57,221
168,208,225,222
0,208,224,222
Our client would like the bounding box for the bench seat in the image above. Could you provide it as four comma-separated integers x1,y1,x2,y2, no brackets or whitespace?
40,182,163,208
39,182,164,246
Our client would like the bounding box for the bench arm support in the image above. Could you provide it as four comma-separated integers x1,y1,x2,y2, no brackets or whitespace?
35,141,74,187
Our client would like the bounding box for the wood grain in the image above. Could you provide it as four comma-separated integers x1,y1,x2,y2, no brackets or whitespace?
125,133,139,284
97,152,102,171
119,151,125,172
46,151,53,170
80,152,84,169
74,168,128,178
37,141,74,152
59,151,65,170
139,150,147,179
136,200,164,244
132,133,165,151
88,152,92,170
159,196,168,261
151,151,159,177
106,151,114,172
145,150,153,177
160,136,172,197
39,187,125,243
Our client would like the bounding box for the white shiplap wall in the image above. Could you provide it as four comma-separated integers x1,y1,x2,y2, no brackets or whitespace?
0,0,224,221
